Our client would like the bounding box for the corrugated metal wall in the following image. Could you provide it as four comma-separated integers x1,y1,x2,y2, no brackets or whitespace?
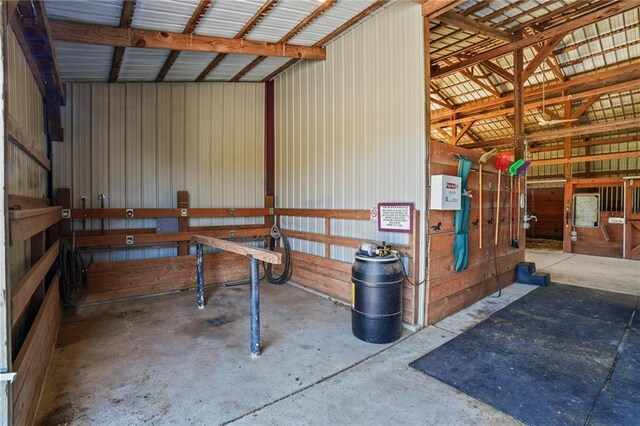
6,29,48,286
273,1,426,263
53,82,265,262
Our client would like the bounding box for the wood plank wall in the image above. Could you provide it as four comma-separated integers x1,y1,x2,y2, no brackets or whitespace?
52,82,265,263
86,252,248,303
426,142,525,324
527,187,564,240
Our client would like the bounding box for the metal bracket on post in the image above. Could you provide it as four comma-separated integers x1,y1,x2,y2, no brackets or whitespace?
249,256,260,357
196,243,205,309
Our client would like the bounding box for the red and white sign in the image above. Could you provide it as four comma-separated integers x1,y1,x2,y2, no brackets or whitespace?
370,208,378,223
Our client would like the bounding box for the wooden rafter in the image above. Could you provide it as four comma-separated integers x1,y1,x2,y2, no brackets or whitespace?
156,0,213,82
421,0,466,19
474,64,502,95
571,94,601,119
480,60,514,83
532,150,640,167
50,20,325,60
197,0,279,82
432,2,638,78
460,68,501,97
110,0,137,83
522,32,568,81
437,11,513,43
231,0,337,82
430,96,453,109
262,0,389,82
432,62,640,122
452,121,475,145
433,77,640,128
530,134,640,153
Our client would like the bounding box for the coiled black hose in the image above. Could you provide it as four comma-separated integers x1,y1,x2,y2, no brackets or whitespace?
59,239,91,306
265,228,292,285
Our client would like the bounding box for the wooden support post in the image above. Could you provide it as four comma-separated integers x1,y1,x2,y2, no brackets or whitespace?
410,210,421,325
563,94,572,180
177,191,189,256
423,16,431,326
513,45,524,160
324,217,331,258
624,180,633,259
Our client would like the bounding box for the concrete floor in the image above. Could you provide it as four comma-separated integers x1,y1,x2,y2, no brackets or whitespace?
36,251,638,425
37,281,534,425
526,251,640,296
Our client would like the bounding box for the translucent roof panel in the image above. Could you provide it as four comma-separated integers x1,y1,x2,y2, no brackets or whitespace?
131,0,202,33
164,51,218,82
45,0,123,26
204,54,259,81
239,56,292,82
55,42,114,82
119,48,173,81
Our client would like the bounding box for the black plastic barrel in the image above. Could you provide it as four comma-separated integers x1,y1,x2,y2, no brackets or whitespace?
351,253,403,343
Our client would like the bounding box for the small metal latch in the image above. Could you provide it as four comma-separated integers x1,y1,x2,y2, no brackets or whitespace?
229,208,235,216
268,208,274,215
125,235,134,245
0,371,17,383
61,209,71,219
229,230,235,238
126,209,134,218
181,209,188,217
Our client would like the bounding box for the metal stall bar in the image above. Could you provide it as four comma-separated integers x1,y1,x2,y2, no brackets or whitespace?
191,235,282,357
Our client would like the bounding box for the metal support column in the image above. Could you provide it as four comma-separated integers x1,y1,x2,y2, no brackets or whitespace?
196,243,204,309
249,256,260,356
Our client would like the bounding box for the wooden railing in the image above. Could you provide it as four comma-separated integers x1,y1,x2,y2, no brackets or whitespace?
7,194,61,426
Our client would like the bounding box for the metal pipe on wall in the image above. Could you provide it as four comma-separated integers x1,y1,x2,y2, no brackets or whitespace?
249,257,260,357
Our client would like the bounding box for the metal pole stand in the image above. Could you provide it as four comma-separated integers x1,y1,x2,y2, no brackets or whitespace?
196,243,205,309
249,256,260,357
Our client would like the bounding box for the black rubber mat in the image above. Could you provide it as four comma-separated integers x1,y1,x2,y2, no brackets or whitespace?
410,284,639,425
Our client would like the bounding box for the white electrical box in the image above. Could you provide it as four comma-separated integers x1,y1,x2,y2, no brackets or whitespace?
430,175,462,210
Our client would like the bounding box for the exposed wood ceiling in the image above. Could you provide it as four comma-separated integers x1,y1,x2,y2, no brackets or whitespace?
424,0,640,178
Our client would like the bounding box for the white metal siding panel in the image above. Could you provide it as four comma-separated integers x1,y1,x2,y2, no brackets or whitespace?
204,54,259,81
196,0,266,38
247,0,322,43
274,1,425,263
53,82,265,261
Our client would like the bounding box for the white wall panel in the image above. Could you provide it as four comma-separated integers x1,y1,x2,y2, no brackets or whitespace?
53,82,265,261
274,1,425,263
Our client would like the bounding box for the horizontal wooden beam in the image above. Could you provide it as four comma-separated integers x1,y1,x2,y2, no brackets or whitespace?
531,150,640,166
284,229,412,258
49,20,326,60
69,207,270,219
9,207,62,245
275,208,371,220
12,241,60,326
433,61,640,122
529,135,640,153
7,115,51,171
191,235,282,264
434,77,640,128
437,11,513,43
74,228,270,248
527,118,640,143
432,1,638,78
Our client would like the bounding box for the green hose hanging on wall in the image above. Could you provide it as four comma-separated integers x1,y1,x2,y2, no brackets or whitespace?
454,157,473,272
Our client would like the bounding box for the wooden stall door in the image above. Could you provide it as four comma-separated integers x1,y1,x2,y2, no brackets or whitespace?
527,187,564,240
